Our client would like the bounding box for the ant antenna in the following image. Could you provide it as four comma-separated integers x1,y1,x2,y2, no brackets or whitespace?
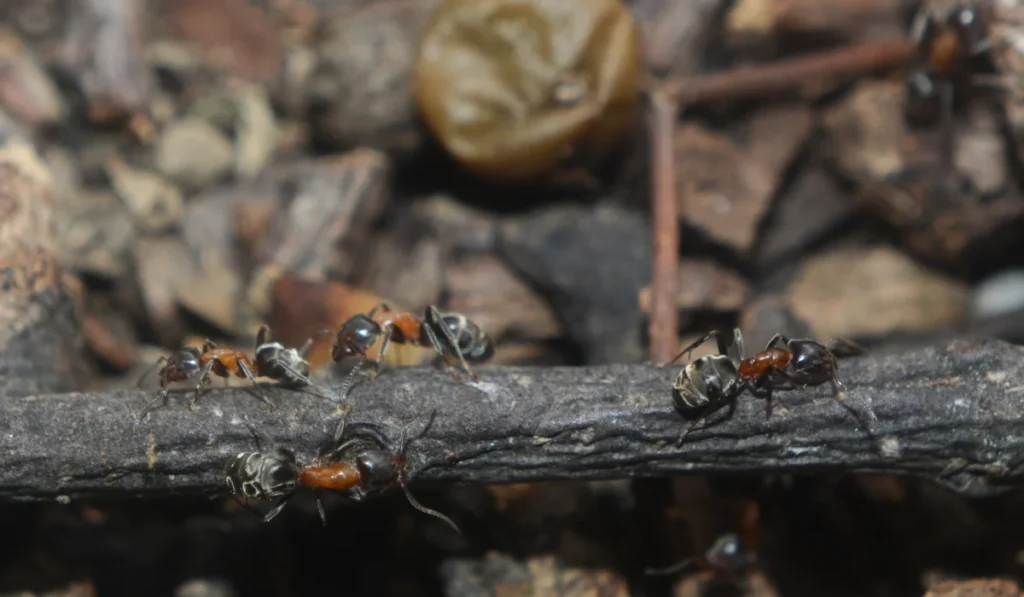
397,478,462,535
135,355,168,389
338,359,365,404
644,557,698,577
392,408,460,534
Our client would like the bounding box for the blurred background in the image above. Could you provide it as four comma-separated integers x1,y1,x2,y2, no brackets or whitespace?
2,0,1024,595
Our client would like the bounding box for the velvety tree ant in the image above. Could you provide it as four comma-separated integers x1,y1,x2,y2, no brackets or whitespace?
137,340,271,419
905,0,993,166
224,411,461,534
670,328,874,446
331,302,495,385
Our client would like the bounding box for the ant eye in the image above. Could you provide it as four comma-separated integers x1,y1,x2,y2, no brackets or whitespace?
957,9,973,26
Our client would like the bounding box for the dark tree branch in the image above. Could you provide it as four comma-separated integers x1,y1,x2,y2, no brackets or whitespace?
2,338,1024,502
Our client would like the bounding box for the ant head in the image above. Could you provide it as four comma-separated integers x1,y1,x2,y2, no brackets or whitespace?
167,346,202,379
355,450,400,491
333,314,382,361
788,340,831,371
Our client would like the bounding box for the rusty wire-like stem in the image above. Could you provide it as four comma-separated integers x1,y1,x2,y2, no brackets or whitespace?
665,37,918,106
647,89,681,365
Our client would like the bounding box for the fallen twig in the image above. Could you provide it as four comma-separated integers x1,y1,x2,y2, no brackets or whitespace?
1,339,1022,501
647,89,681,364
665,37,918,105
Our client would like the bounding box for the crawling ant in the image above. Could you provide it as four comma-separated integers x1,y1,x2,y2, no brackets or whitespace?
670,328,874,446
138,326,331,418
644,532,757,580
645,498,761,586
331,302,494,386
224,411,461,534
137,340,271,419
904,0,993,167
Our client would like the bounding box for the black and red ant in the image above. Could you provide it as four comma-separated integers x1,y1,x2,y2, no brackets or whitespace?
904,0,994,168
137,340,270,419
331,302,494,387
669,328,875,445
138,325,329,418
224,410,461,534
645,498,761,585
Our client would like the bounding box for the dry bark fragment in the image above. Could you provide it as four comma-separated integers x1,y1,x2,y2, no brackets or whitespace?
0,137,88,397
787,245,968,340
308,0,439,156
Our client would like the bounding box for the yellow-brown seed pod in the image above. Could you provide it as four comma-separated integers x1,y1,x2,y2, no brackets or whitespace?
413,0,642,183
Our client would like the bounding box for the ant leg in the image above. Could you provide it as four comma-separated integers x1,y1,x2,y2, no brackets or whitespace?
677,406,713,447
256,324,271,348
669,331,723,366
188,361,217,410
421,322,471,381
202,338,218,351
315,490,328,527
263,496,291,522
425,305,478,381
137,387,171,420
644,557,698,577
367,324,394,383
726,328,745,363
366,301,395,320
763,333,790,351
238,360,276,410
332,402,354,443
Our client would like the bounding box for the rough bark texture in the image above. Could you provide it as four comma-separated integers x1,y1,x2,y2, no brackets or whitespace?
2,338,1023,502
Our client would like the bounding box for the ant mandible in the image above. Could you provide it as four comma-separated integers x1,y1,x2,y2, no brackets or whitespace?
670,328,873,446
224,411,461,534
331,301,494,386
904,0,993,167
137,339,272,419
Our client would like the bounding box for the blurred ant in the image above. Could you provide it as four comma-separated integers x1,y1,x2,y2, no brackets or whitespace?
225,411,461,534
137,340,271,419
645,499,761,585
644,533,757,580
332,302,494,387
904,0,993,167
670,328,874,445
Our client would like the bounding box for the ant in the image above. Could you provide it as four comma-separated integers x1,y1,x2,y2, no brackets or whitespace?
904,0,993,168
137,339,271,419
670,328,874,446
331,302,494,386
224,411,461,534
138,326,331,418
645,498,761,586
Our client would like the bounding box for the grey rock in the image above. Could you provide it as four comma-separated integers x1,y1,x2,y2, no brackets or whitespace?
156,118,234,190
499,202,650,364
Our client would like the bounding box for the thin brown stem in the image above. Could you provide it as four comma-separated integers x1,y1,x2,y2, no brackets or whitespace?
648,90,681,365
